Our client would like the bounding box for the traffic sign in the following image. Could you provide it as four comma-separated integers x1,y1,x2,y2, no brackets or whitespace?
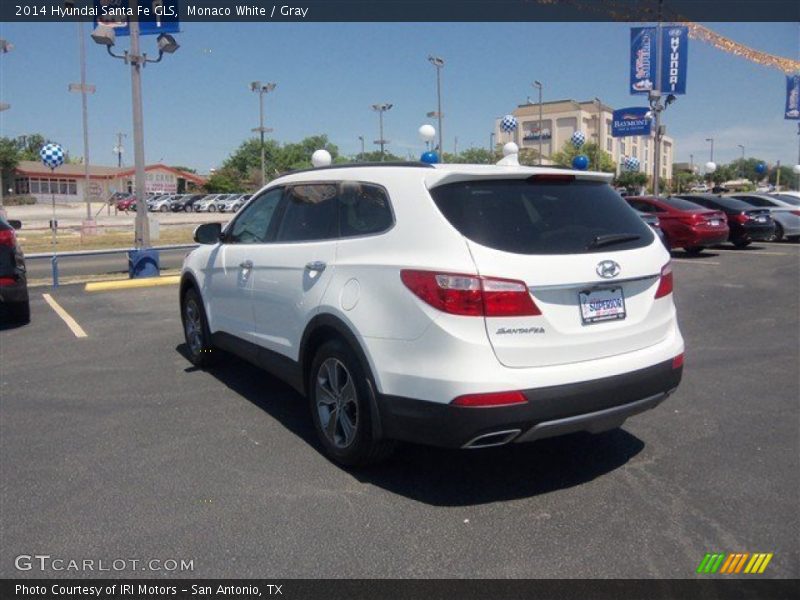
94,1,180,37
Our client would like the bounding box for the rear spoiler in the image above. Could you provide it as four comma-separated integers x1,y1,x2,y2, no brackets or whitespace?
426,167,613,189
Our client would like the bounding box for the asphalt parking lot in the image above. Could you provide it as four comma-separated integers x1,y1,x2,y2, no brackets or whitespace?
1,243,798,579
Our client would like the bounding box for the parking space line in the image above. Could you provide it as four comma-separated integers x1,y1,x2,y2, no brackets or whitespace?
711,249,787,256
85,275,181,292
42,293,88,338
672,259,720,265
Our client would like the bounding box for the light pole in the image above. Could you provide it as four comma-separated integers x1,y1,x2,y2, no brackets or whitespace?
705,138,715,163
489,132,495,156
428,56,444,161
66,2,95,222
737,144,745,178
90,7,180,249
113,132,127,167
250,81,276,188
532,81,543,165
0,38,12,217
371,103,392,161
358,135,365,158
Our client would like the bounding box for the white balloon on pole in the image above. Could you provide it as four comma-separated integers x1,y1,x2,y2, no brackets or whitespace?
418,124,436,142
311,149,332,167
705,161,717,174
793,164,800,175
502,142,519,156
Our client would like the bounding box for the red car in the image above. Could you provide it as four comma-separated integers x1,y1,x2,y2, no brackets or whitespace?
626,196,729,255
116,196,137,211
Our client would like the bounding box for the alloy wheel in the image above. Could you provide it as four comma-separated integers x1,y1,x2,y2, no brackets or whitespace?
315,358,359,448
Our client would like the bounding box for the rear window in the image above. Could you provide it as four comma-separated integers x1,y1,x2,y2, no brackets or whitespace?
430,179,653,255
662,197,707,211
709,197,754,210
774,194,800,207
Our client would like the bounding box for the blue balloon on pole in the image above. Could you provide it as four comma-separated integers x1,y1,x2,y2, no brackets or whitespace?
572,154,589,170
755,162,767,174
420,151,439,164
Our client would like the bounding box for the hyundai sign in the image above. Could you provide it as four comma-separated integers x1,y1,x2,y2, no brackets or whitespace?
612,107,652,137
630,25,688,95
661,26,688,95
785,74,800,120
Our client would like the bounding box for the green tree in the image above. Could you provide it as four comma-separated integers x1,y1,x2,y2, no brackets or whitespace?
551,141,615,173
728,157,770,183
203,167,244,193
443,147,495,164
171,165,197,174
615,171,648,192
354,150,404,163
768,164,796,189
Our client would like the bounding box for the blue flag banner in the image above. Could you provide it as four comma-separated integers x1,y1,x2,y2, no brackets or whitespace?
630,27,657,95
612,107,652,137
661,26,688,95
786,75,800,119
94,0,180,37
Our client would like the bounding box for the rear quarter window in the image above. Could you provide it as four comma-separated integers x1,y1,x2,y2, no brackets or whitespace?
430,179,653,255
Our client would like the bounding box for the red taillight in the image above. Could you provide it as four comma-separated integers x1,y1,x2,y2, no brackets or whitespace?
0,229,15,247
672,353,684,369
732,212,749,224
451,390,528,407
400,270,541,317
0,276,16,286
791,210,800,217
655,262,673,298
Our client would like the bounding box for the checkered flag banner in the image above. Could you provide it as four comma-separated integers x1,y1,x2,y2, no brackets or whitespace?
40,143,65,170
570,130,586,149
623,156,641,172
500,114,518,133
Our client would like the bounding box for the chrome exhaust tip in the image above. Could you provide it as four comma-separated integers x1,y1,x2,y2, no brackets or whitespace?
462,429,521,449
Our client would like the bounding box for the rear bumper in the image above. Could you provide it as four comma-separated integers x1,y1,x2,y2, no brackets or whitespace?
733,223,775,242
683,228,729,247
0,279,29,304
376,359,682,448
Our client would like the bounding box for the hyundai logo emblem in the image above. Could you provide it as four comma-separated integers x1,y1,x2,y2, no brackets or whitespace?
596,260,621,279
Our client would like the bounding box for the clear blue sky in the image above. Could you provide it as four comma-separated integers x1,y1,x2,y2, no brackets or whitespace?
1,21,798,172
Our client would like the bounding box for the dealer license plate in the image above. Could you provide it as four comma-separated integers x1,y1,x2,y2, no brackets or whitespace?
709,219,720,226
579,287,626,324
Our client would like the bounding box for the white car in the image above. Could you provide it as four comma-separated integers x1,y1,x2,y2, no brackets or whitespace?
193,195,222,212
150,194,177,212
180,162,684,465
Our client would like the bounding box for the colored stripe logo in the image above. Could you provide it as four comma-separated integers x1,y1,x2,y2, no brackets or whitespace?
696,552,773,574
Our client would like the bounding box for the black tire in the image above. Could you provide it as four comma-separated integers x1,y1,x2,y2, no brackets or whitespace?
684,246,705,256
6,300,30,324
770,223,784,242
208,205,217,213
308,339,396,466
159,205,168,213
733,239,751,249
181,288,217,368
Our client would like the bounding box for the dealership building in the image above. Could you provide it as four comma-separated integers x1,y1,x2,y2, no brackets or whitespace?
495,99,674,183
12,161,206,204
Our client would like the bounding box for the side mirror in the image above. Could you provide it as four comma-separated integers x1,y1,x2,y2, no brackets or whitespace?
194,222,222,244
8,219,22,230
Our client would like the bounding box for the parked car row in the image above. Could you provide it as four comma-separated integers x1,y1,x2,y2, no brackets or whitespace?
114,193,253,214
625,192,799,255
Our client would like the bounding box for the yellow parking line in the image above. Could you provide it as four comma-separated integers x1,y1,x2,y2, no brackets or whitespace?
85,275,181,292
42,293,88,338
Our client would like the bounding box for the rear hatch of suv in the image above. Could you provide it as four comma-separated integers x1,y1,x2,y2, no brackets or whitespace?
429,175,673,368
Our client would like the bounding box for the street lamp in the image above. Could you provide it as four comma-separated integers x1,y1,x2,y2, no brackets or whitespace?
0,38,12,217
532,81,543,165
371,103,393,161
357,136,365,158
737,144,745,177
705,138,715,163
250,81,277,188
427,56,444,160
90,2,180,250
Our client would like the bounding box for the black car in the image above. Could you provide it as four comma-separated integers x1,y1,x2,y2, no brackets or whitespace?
673,194,775,248
0,216,29,324
170,194,205,212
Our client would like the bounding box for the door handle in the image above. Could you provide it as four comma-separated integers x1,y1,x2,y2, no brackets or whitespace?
305,261,327,273
239,260,253,269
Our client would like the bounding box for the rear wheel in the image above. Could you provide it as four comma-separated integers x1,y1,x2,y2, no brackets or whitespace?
6,300,30,324
309,340,395,466
208,205,217,213
684,246,705,256
159,205,168,213
181,288,216,368
769,223,784,242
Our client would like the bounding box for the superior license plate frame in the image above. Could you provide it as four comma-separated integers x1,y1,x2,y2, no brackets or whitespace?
579,286,627,325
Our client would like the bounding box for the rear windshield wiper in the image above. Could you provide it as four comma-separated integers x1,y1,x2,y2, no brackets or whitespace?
586,233,641,250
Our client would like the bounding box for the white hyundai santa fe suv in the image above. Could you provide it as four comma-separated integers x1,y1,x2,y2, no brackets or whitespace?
180,161,684,465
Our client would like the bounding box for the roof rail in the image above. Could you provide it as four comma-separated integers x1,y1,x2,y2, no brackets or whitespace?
274,161,435,178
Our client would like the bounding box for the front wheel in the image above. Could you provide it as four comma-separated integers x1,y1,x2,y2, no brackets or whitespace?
181,288,216,368
159,205,168,212
770,223,784,242
208,205,217,213
309,340,395,466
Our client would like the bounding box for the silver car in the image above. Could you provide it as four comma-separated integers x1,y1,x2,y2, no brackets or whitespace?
728,193,800,242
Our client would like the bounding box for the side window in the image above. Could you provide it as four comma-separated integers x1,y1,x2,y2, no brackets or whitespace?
277,184,338,242
339,182,393,237
226,188,283,244
628,200,647,212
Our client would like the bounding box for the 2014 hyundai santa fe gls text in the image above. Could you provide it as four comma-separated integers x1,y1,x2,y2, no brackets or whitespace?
180,161,684,465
